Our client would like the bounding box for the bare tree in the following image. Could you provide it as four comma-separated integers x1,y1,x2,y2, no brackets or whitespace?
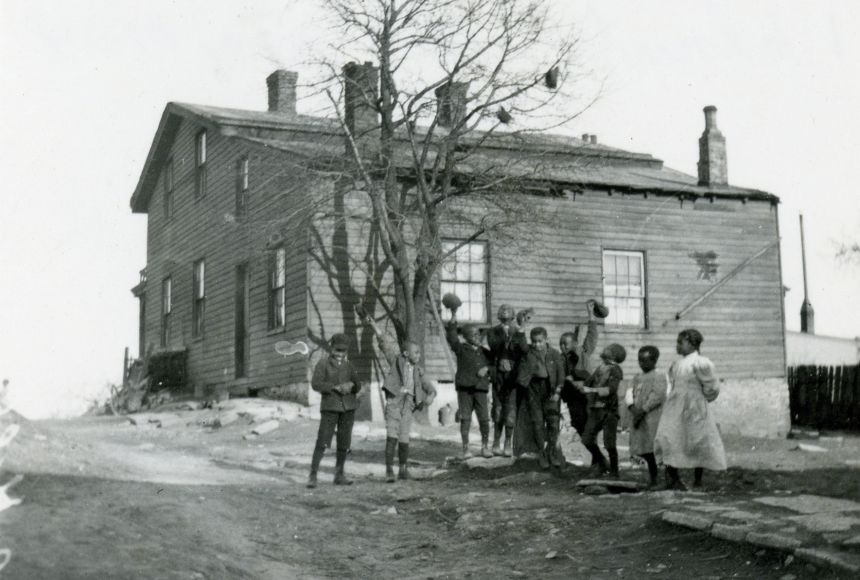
303,0,589,351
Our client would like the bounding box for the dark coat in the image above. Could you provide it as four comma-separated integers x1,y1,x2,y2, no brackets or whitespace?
585,362,623,412
445,322,493,391
486,324,528,372
517,346,566,392
311,356,362,412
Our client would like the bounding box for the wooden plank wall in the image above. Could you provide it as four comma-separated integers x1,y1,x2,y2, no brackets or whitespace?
307,186,786,388
788,364,860,430
142,117,312,394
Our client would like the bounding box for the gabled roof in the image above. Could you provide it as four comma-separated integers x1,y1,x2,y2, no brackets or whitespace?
130,102,777,213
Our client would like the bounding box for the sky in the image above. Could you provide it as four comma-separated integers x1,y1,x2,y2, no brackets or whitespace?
1,0,858,418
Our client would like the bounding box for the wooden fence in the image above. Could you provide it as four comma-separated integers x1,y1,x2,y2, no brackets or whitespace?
788,364,860,431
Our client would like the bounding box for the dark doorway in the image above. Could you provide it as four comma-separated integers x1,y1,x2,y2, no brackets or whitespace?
235,263,250,378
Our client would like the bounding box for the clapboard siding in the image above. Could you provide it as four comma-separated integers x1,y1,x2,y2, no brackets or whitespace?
305,185,784,385
142,119,312,394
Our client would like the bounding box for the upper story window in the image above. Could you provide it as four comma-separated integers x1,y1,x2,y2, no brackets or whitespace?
602,249,647,328
440,240,488,323
163,157,175,220
161,277,172,347
192,259,206,338
236,156,249,218
269,247,287,329
195,130,208,199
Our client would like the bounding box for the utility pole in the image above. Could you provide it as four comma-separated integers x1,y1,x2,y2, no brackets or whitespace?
799,214,815,334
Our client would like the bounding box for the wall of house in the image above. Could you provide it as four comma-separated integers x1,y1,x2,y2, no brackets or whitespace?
304,184,789,435
141,119,311,398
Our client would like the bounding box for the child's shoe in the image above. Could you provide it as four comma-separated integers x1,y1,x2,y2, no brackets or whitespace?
481,445,493,459
538,451,550,469
491,443,503,456
461,445,473,460
306,472,318,489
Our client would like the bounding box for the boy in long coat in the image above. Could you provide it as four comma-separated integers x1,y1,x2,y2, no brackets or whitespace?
486,304,527,456
445,309,494,459
515,327,566,469
626,346,668,486
654,329,727,490
363,314,436,482
308,333,363,488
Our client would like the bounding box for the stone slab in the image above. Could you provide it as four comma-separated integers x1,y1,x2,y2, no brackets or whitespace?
746,531,802,550
787,514,860,533
711,523,753,543
753,494,860,514
576,479,641,491
795,548,860,574
463,456,514,469
662,511,714,531
721,510,764,521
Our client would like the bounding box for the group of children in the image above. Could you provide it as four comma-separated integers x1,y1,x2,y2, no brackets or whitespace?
307,301,727,492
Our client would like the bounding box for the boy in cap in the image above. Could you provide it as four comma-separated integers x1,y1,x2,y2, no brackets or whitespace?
581,343,626,477
362,313,436,482
516,327,566,469
445,306,494,459
308,333,363,488
486,304,527,456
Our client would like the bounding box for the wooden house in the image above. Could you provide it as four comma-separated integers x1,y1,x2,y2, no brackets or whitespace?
130,67,789,438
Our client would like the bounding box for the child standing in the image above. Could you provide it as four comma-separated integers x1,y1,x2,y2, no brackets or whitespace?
446,307,494,460
362,314,436,483
654,329,727,490
308,333,363,488
626,346,668,487
581,343,626,477
516,327,566,469
486,304,527,456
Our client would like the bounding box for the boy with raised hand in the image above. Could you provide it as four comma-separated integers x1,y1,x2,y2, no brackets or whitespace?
580,343,626,478
516,327,566,469
445,303,494,460
361,310,436,483
308,333,363,488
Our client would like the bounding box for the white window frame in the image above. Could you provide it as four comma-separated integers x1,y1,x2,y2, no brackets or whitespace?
161,277,172,346
192,259,206,337
269,247,287,328
602,249,647,328
440,240,488,323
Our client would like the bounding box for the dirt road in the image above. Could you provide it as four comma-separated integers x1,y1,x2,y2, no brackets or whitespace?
0,403,855,579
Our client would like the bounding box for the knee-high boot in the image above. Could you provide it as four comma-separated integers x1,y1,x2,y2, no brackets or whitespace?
385,437,397,483
334,448,353,486
398,442,410,480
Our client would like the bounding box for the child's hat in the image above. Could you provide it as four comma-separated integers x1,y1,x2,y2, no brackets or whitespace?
330,333,350,350
588,299,610,319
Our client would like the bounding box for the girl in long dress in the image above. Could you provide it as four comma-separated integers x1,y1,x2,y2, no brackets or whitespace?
654,329,727,490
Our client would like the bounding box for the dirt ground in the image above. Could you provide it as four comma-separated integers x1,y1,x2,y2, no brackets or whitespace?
1,403,858,579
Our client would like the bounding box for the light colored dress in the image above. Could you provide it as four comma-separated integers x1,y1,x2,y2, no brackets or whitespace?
628,370,668,456
654,352,727,471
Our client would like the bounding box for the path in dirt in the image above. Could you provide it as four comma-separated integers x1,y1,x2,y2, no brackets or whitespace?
0,410,856,579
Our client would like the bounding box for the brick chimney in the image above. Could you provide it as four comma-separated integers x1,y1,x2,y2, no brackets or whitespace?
266,70,298,114
435,81,470,129
697,105,728,186
343,62,379,146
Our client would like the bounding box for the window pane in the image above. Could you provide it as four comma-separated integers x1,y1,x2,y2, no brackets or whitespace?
455,260,470,280
470,260,486,282
604,253,616,282
198,131,207,165
276,249,286,287
470,243,484,261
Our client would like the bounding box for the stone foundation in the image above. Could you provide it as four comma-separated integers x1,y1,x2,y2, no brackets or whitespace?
710,377,790,438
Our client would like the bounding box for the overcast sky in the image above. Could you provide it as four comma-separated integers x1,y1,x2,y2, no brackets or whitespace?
1,0,858,418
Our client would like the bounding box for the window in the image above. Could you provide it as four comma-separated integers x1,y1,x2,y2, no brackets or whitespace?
163,157,174,219
602,250,647,328
236,156,249,217
192,259,205,338
195,130,208,198
440,241,488,323
161,277,172,347
268,247,286,328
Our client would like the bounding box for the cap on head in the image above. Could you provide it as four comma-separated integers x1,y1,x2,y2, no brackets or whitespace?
497,304,515,321
330,333,349,350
